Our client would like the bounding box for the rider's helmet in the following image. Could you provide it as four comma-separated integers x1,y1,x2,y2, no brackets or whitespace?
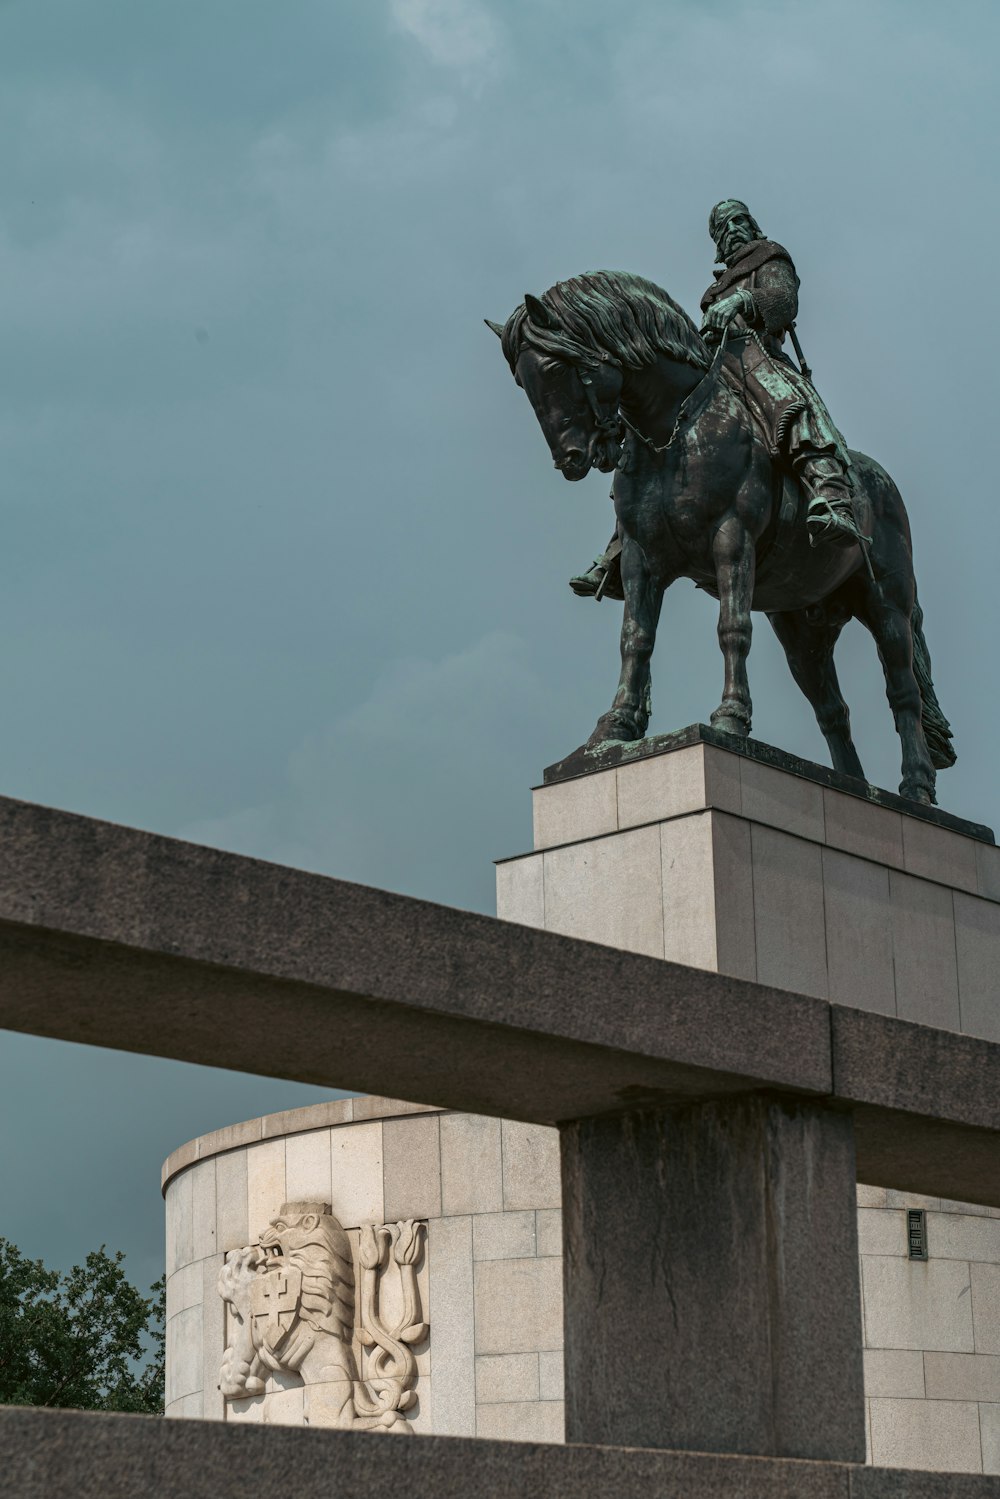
708,199,763,250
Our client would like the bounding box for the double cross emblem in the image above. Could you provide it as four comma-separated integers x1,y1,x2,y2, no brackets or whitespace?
250,1264,302,1351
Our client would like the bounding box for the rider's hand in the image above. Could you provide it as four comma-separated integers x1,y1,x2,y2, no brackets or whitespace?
700,290,752,336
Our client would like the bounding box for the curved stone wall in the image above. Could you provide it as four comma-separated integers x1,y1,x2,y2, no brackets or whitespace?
162,1096,564,1440
165,1097,1000,1470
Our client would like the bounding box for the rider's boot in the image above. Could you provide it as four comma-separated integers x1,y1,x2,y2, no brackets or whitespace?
798,454,870,550
569,536,624,600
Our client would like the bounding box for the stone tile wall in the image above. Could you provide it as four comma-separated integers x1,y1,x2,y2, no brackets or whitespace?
858,1183,1000,1473
163,1098,563,1440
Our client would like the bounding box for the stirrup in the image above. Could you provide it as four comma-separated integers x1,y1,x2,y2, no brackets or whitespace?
806,501,871,551
569,560,607,597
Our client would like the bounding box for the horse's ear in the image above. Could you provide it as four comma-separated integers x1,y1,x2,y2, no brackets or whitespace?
484,319,505,338
524,293,558,330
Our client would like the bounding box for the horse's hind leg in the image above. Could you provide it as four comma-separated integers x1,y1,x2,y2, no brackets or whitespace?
767,601,865,781
857,584,936,804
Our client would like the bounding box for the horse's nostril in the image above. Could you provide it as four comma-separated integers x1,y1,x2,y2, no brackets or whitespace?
556,448,585,471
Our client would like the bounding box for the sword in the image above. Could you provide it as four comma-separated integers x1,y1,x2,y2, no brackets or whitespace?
788,321,812,382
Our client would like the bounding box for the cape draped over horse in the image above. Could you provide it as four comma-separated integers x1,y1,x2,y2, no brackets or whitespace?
491,270,954,804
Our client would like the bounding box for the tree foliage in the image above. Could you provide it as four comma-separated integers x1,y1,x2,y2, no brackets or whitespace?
0,1238,164,1413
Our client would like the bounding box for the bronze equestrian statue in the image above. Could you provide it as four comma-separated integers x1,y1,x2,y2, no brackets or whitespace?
487,201,955,805
570,199,868,601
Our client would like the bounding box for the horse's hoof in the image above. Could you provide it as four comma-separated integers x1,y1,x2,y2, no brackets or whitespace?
900,782,935,807
586,710,645,750
710,717,749,740
710,703,751,739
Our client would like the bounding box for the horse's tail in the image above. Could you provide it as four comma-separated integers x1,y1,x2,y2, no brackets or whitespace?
912,589,957,770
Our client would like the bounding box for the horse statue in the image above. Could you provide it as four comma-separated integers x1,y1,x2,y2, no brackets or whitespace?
487,271,955,805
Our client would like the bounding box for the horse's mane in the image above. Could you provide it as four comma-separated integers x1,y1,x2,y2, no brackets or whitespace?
501,271,710,374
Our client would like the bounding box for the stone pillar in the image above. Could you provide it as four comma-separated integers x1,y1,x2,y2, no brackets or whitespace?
560,1092,866,1462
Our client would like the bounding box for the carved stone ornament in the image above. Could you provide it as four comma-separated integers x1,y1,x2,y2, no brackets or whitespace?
218,1200,427,1431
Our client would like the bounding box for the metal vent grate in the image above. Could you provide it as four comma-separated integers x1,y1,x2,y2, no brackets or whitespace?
907,1208,928,1260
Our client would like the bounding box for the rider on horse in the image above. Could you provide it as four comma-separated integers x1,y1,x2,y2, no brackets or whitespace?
571,199,868,600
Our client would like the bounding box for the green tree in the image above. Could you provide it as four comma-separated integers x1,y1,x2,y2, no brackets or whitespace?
0,1238,164,1413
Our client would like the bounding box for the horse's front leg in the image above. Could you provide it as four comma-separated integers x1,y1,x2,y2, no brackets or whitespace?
710,517,756,738
586,538,666,747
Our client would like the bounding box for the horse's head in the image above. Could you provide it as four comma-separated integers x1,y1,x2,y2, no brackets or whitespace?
487,292,624,480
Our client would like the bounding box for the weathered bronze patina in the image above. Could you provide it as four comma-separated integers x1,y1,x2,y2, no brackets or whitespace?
570,201,866,601
487,211,955,805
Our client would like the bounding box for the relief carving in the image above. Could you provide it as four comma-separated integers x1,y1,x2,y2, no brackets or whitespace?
218,1200,426,1430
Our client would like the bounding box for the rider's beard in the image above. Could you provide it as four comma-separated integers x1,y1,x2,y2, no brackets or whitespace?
717,223,755,263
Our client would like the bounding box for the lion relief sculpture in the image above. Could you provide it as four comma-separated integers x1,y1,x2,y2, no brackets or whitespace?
218,1200,426,1431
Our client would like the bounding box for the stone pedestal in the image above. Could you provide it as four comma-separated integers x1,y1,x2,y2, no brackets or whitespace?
496,724,999,1039
497,726,1000,1473
561,1093,865,1461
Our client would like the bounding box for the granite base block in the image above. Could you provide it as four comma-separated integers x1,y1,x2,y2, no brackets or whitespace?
7,1406,1000,1499
543,723,994,845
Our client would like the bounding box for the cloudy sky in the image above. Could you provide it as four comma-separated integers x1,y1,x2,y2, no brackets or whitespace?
1,0,998,1294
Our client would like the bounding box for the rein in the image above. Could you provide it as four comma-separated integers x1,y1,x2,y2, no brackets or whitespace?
577,360,624,446
619,325,730,455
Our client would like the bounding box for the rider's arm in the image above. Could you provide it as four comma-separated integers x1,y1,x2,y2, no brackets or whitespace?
746,256,799,336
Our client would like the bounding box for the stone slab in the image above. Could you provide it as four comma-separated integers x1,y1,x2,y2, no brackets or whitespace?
383,1113,442,1222
823,849,895,1015
852,1472,1000,1497
541,723,994,844
889,871,960,1030
473,1211,537,1261
867,1397,983,1473
284,1128,332,1205
9,1407,1000,1496
541,822,665,957
862,1349,925,1399
214,1149,248,1255
474,1257,563,1355
476,1400,564,1442
861,1257,974,1352
475,1352,539,1404
923,1351,1000,1401
427,1216,476,1437
750,823,828,997
501,1120,561,1211
440,1114,502,1216
0,1405,873,1499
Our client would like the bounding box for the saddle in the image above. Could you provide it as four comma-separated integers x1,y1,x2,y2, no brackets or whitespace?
718,335,804,460
712,337,805,574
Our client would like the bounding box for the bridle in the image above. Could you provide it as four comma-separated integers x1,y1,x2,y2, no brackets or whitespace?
576,357,624,449
619,325,730,455
557,329,729,466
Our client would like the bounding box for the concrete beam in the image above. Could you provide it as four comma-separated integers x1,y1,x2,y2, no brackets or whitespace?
0,796,998,1202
